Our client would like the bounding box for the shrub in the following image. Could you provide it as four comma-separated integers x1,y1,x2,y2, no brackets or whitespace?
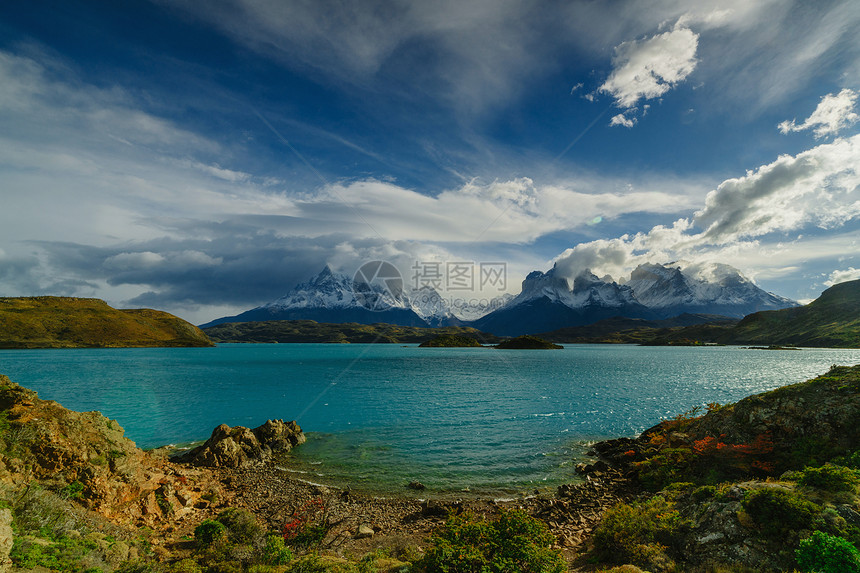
419,509,566,573
833,450,860,470
262,535,294,565
10,534,99,572
166,558,204,573
692,485,717,502
796,530,860,573
216,507,262,543
593,496,683,571
634,448,696,491
60,481,85,500
194,519,227,546
283,499,331,549
742,488,820,537
798,464,860,492
11,485,80,539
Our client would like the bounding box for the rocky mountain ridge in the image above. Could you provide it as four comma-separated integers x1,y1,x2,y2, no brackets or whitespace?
473,261,797,336
202,261,798,337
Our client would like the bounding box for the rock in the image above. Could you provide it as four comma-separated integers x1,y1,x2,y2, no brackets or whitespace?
355,523,375,539
837,504,860,526
421,500,450,517
175,419,305,468
0,377,206,526
0,508,12,573
407,481,426,490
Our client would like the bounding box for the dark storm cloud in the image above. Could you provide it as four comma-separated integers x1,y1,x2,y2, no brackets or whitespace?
33,231,344,307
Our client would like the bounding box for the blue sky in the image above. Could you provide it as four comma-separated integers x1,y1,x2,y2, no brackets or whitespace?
1,0,859,323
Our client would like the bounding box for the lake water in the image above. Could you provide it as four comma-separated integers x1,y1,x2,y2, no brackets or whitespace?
2,344,859,497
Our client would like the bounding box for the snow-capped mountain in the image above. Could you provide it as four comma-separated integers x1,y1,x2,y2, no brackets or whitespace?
200,266,429,327
470,261,798,336
623,262,799,318
407,286,463,326
202,261,799,335
471,266,655,336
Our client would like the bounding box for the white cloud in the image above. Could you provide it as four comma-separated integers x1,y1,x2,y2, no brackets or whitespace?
778,88,860,138
552,135,860,283
295,176,699,243
695,134,860,244
825,267,860,286
599,24,698,109
609,113,637,128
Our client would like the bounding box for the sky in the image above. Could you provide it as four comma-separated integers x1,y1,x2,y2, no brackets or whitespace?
1,0,859,324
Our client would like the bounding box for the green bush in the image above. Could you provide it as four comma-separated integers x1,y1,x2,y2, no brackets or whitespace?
593,496,683,571
166,558,204,573
216,507,262,543
10,535,99,572
194,519,227,546
263,535,294,565
419,509,566,573
692,485,717,501
61,481,85,500
833,450,860,470
290,521,331,549
796,530,860,573
12,485,81,539
742,488,820,537
798,464,860,492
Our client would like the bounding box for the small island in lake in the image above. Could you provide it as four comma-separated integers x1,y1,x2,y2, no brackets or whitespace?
418,334,482,347
495,335,563,349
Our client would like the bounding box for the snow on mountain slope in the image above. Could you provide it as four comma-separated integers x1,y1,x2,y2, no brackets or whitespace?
624,262,798,318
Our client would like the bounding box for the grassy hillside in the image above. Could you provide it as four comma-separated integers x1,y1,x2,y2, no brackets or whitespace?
648,279,860,348
203,319,502,344
724,279,860,347
538,314,736,343
0,296,214,348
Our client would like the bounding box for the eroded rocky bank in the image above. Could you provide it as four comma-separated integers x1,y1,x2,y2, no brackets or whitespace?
3,365,860,572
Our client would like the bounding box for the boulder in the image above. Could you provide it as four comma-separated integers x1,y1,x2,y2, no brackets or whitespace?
176,419,305,468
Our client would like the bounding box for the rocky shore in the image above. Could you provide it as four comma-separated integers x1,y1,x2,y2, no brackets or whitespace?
3,365,860,572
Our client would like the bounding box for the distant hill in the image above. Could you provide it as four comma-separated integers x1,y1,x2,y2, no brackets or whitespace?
202,319,501,344
0,297,214,348
537,314,737,344
649,279,860,348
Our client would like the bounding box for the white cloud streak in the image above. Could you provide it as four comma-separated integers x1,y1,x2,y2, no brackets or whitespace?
779,88,860,138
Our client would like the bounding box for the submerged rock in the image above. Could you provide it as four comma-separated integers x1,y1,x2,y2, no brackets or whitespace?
176,419,306,468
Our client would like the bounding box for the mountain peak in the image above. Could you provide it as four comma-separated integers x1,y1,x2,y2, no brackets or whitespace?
625,261,797,318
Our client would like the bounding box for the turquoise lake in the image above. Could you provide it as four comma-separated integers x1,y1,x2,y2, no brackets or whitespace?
2,344,860,497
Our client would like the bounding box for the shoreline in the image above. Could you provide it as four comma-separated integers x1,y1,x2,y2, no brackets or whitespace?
200,452,636,562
